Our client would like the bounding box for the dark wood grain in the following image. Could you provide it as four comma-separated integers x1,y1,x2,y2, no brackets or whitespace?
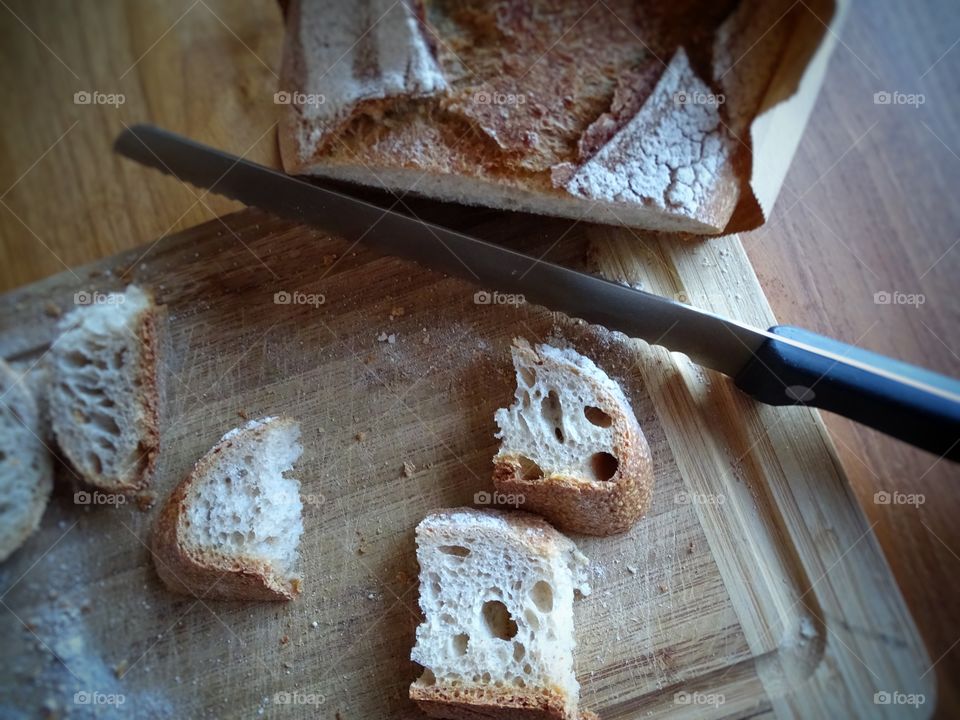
0,0,958,717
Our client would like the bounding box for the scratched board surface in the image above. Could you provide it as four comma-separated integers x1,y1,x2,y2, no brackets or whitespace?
0,206,931,718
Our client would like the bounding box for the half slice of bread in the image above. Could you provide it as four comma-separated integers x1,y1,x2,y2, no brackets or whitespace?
494,339,653,536
49,285,160,494
410,507,591,720
151,416,304,601
0,359,53,562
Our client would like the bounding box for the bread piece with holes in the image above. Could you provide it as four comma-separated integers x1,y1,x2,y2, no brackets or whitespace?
49,285,160,494
0,359,53,562
494,339,653,536
410,507,591,720
151,416,304,601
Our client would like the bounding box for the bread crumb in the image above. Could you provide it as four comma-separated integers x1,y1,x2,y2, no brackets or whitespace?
354,432,365,442
135,493,156,512
402,461,415,478
311,621,318,629
280,635,289,645
658,584,667,593
237,408,249,420
687,541,695,555
113,659,128,678
626,565,637,574
389,306,405,318
321,253,338,266
43,301,62,318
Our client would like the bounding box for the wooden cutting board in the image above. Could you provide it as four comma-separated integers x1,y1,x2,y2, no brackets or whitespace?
0,204,933,719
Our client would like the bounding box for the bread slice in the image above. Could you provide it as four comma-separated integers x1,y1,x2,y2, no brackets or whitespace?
0,359,53,562
49,285,160,494
277,0,792,234
151,417,304,601
493,339,653,536
410,507,591,720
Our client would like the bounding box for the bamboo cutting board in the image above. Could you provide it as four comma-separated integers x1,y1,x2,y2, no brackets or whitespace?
0,205,933,719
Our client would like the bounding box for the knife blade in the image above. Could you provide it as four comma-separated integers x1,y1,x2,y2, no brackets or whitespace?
114,124,960,460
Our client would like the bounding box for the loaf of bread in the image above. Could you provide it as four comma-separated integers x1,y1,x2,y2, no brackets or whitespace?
278,0,797,234
494,339,653,535
410,507,591,719
151,416,304,601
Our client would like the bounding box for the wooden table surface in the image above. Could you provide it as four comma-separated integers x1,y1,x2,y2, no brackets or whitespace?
1,0,957,717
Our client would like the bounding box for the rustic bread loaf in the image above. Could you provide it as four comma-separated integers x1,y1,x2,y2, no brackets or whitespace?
278,0,794,234
410,507,591,720
494,339,653,536
48,285,160,494
0,359,53,562
151,416,304,601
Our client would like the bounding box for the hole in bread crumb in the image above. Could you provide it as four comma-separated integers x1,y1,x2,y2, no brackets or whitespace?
519,367,536,387
438,545,471,557
514,677,526,688
590,452,619,481
517,456,543,481
531,581,554,612
419,668,436,686
481,600,518,640
513,642,525,661
524,608,540,630
584,406,613,427
540,390,565,444
452,633,469,655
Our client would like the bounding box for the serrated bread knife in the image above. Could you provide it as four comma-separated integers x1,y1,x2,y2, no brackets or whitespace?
114,125,960,461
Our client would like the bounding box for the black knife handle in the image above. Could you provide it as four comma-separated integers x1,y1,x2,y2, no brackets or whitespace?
735,325,960,461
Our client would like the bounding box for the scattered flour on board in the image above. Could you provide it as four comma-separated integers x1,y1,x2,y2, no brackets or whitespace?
0,586,173,719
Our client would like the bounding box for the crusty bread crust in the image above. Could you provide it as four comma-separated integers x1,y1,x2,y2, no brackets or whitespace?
151,417,302,601
135,302,162,493
494,341,653,536
410,683,570,720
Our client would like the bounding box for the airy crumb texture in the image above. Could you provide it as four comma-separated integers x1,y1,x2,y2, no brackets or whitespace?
494,339,653,536
151,417,305,601
410,507,590,720
0,359,53,562
49,284,160,494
